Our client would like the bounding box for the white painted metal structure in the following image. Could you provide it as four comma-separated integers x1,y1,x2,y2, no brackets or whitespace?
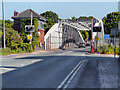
44,23,62,50
44,19,104,50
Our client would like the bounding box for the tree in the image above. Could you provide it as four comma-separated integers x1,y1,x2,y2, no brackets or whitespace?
40,11,59,34
78,16,93,20
72,17,76,20
0,20,13,36
5,27,23,49
80,30,89,41
102,12,120,34
1,19,33,52
5,20,14,28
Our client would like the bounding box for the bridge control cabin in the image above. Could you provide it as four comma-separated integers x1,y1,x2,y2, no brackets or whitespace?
11,9,46,47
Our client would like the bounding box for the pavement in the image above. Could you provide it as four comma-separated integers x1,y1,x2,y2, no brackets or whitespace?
0,46,119,89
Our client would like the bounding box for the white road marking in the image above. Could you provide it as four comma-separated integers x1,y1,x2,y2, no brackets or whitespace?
56,59,88,90
63,60,87,89
0,68,16,74
0,59,43,74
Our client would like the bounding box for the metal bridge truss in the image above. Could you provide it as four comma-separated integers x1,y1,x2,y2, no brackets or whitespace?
45,20,92,50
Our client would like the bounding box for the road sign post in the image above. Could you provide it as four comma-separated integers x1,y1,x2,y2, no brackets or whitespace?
27,34,32,40
111,29,119,59
25,25,35,32
95,36,99,52
25,12,35,44
30,12,32,44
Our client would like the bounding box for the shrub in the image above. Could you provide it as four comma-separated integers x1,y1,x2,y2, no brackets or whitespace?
1,19,40,54
5,27,23,49
98,44,120,55
32,41,39,50
116,47,120,55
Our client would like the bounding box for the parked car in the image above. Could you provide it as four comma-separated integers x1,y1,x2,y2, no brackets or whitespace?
78,43,86,48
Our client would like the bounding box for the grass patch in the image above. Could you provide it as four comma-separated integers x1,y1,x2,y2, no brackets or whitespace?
0,48,11,55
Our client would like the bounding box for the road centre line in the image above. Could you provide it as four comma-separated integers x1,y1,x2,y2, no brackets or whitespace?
63,60,87,89
56,59,88,90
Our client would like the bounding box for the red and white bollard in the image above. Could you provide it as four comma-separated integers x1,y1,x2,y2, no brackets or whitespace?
91,45,94,53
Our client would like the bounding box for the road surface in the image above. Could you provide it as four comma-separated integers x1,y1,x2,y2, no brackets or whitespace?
1,46,119,89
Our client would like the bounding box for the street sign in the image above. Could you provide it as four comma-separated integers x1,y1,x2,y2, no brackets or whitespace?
95,36,99,41
119,21,120,32
27,34,32,40
25,25,35,32
111,29,119,36
104,34,110,39
119,21,120,29
93,27,101,32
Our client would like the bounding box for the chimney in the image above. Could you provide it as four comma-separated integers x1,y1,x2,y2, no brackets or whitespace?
14,10,19,16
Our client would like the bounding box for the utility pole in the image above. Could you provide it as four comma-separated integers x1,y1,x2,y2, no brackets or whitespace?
2,0,5,48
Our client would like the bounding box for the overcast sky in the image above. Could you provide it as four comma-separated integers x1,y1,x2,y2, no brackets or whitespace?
0,1,119,21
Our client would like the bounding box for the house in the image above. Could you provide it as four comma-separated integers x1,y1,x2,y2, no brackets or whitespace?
11,9,46,47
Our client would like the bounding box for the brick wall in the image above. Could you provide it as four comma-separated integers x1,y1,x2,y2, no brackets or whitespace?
14,19,20,31
38,29,45,45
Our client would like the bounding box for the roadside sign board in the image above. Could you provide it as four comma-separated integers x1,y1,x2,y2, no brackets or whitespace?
111,29,119,36
25,25,35,32
27,35,32,40
104,34,110,39
93,27,101,32
95,36,99,41
119,21,120,32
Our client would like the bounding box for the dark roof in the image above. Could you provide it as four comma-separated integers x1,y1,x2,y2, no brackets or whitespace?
12,9,46,21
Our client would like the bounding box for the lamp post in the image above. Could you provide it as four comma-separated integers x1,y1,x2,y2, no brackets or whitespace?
2,0,5,48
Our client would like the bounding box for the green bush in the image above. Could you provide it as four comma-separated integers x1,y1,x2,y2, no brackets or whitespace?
10,43,33,53
18,43,33,52
1,19,38,55
32,41,39,50
116,47,120,55
5,27,23,48
98,44,120,55
4,27,34,53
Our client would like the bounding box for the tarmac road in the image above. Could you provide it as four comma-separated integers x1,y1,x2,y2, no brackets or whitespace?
1,46,118,89
2,47,90,88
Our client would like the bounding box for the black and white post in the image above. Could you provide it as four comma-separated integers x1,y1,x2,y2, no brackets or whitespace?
2,0,5,48
30,12,32,44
